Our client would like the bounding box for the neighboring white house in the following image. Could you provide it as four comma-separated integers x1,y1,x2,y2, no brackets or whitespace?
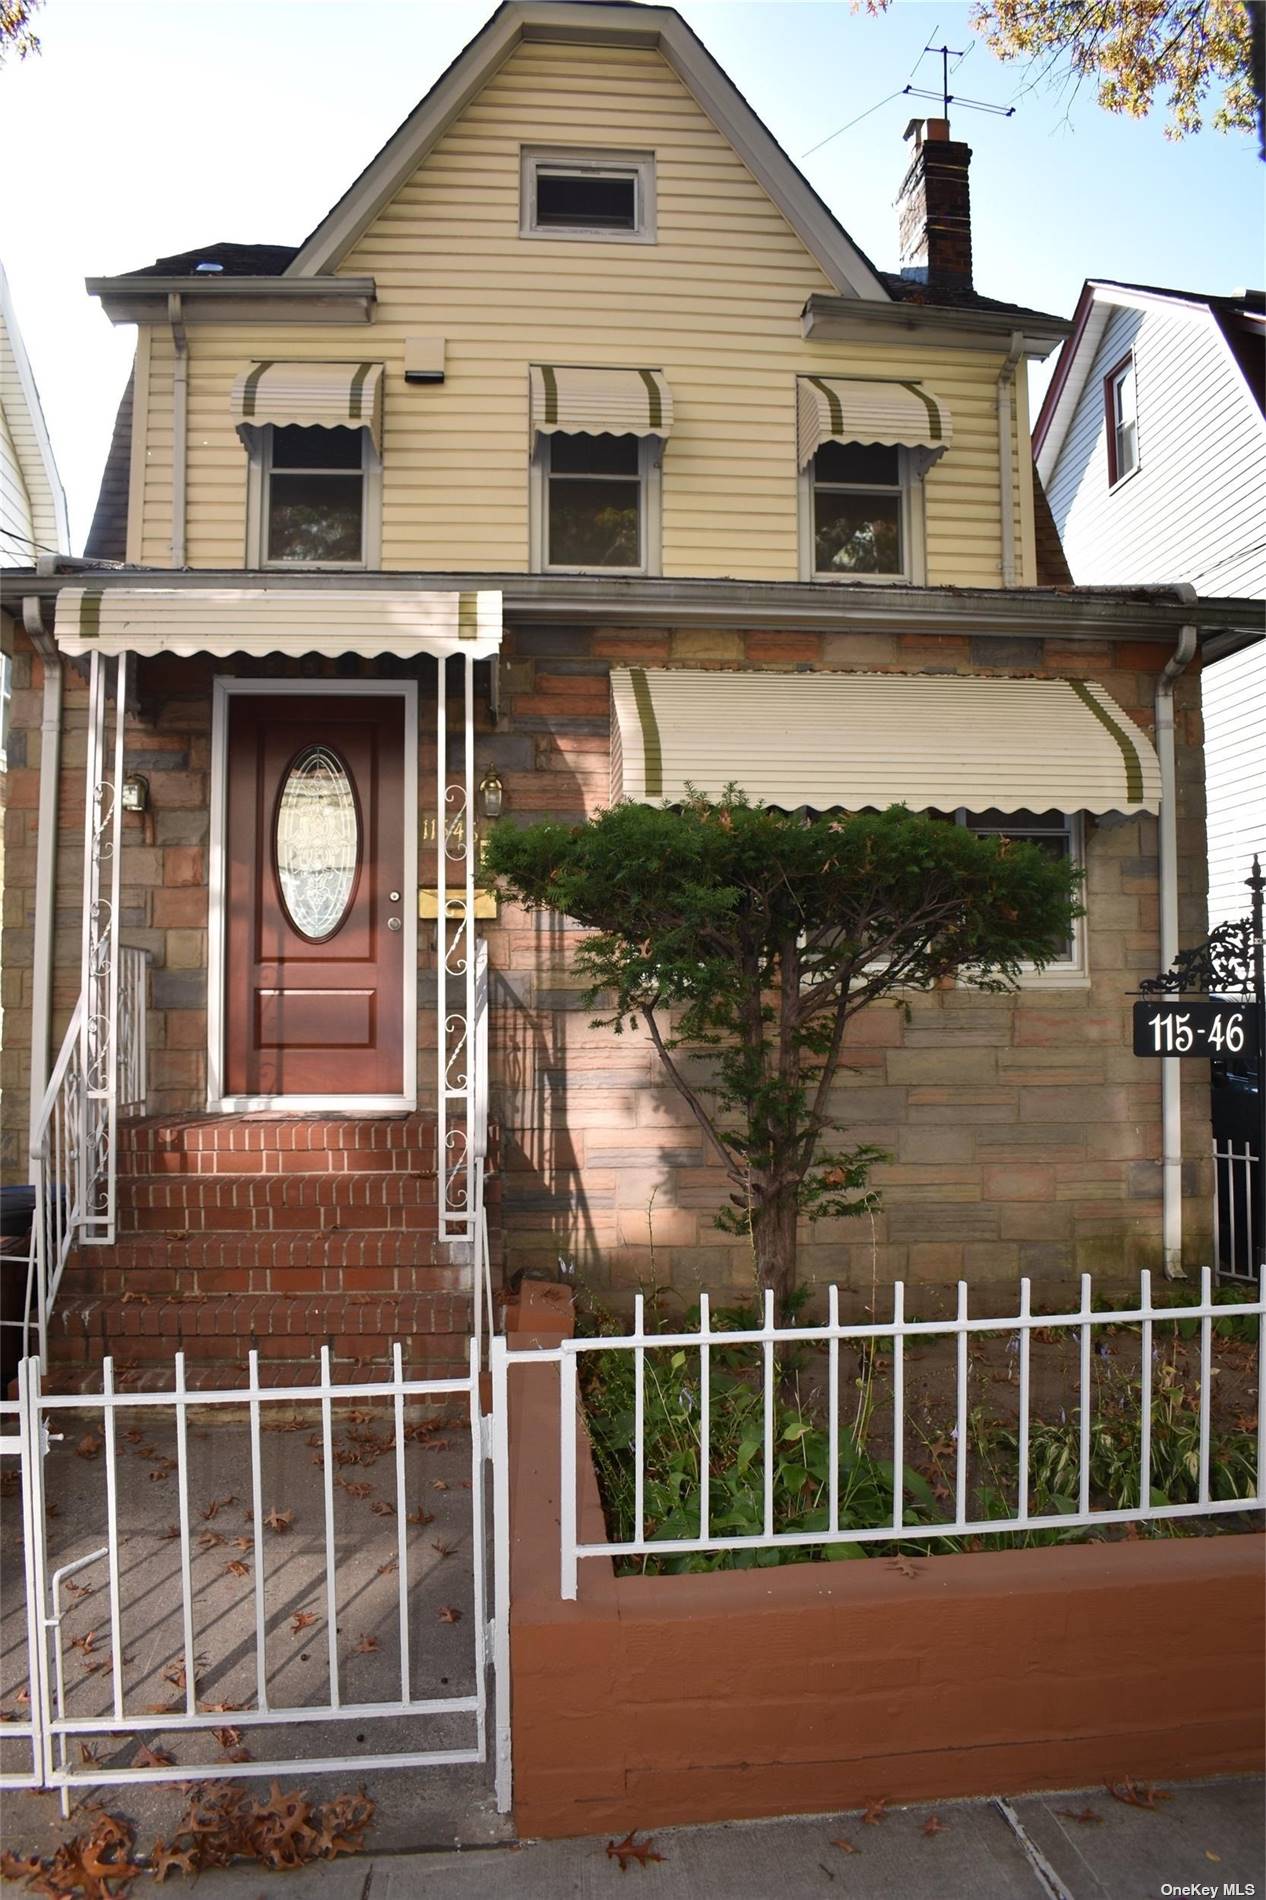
0,260,69,576
1034,279,1266,930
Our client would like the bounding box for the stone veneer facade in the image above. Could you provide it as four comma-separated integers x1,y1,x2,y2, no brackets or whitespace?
1,620,1212,1307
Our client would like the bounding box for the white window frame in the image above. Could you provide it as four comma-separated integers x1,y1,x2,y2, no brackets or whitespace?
0,651,11,771
957,808,1089,987
245,424,382,570
530,432,662,576
520,146,657,244
1106,355,1139,488
798,444,927,585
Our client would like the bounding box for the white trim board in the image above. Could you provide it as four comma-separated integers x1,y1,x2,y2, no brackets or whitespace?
207,677,419,1114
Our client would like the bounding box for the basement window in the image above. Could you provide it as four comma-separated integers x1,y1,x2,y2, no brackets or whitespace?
521,148,656,242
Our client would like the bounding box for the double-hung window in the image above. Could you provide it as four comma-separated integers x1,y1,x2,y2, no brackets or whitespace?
960,807,1087,981
1105,354,1138,486
809,442,908,578
796,377,948,584
261,425,370,567
528,365,672,575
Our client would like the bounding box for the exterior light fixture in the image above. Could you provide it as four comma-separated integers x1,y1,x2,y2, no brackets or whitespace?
120,773,149,814
479,765,504,819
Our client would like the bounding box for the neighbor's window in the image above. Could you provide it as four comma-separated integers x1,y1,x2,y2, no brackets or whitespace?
538,432,656,572
521,148,656,242
810,442,906,578
961,807,1085,977
1105,355,1138,486
263,425,367,566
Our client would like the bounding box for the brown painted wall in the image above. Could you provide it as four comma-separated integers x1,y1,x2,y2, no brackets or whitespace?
507,1347,1265,1839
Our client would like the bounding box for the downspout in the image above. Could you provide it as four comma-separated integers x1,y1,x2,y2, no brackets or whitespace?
168,291,188,568
996,331,1024,587
22,588,61,1157
1155,594,1199,1278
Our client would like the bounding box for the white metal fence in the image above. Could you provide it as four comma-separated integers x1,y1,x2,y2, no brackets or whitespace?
1214,1140,1260,1282
491,1268,1266,1601
0,1344,505,1811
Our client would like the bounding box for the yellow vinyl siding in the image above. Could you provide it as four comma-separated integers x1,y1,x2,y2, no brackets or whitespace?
133,39,1029,586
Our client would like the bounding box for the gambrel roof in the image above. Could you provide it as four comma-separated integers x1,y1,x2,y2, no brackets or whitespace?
284,1,890,298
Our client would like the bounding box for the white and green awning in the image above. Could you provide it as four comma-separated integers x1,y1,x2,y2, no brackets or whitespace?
54,587,503,661
230,361,384,449
529,365,674,438
610,668,1160,815
796,376,951,467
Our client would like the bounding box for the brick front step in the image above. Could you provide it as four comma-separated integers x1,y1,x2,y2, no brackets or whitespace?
122,1111,439,1163
118,1173,438,1232
46,1291,473,1391
74,1232,458,1276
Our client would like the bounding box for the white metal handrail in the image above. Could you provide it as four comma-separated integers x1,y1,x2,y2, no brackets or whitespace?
24,949,150,1364
493,1267,1266,1601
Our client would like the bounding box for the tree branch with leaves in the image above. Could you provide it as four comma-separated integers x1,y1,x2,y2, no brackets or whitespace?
486,795,1080,1302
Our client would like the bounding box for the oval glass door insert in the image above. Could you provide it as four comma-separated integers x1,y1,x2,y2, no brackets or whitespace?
274,745,361,941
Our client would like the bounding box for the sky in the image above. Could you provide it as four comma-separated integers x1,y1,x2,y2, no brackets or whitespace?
2,0,1262,553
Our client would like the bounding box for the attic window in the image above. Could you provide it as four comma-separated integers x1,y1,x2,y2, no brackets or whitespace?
521,148,655,243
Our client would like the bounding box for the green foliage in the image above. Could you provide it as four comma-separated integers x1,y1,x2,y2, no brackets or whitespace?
0,1,42,64
858,0,1255,139
486,794,1080,1294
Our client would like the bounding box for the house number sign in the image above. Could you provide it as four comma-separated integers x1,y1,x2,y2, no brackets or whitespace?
1131,998,1258,1059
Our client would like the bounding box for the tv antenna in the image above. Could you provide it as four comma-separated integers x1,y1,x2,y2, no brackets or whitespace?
906,41,1016,119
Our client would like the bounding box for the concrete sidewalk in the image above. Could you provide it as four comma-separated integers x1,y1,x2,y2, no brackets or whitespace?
4,1775,1257,1898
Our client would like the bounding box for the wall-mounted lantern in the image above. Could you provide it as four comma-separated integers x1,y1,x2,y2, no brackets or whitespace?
479,765,504,820
120,773,150,814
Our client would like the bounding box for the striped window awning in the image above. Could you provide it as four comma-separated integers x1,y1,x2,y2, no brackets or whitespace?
529,365,674,438
230,361,385,450
610,669,1160,815
797,376,952,467
54,587,503,661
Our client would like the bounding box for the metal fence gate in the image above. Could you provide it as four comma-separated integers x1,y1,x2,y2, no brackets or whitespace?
0,1345,509,1813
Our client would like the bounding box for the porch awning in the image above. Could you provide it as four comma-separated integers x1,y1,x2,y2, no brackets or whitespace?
230,361,385,449
54,587,503,661
609,668,1161,815
529,365,674,438
796,376,951,467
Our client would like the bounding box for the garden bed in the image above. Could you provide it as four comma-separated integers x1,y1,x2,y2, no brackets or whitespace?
576,1284,1261,1572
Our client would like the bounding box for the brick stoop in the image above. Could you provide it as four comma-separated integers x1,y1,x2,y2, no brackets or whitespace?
48,1112,472,1389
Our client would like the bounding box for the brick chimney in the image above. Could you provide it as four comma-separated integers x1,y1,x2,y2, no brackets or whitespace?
896,117,973,289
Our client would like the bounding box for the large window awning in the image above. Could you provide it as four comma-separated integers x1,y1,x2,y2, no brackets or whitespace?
529,365,674,438
230,361,385,449
54,587,503,661
609,668,1161,815
797,376,952,467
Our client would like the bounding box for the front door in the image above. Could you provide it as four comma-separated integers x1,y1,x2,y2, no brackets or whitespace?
221,689,412,1102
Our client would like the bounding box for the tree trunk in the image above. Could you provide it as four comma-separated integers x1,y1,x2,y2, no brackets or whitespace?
752,1189,800,1308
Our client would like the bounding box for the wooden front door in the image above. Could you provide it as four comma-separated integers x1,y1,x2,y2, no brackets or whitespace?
223,692,408,1099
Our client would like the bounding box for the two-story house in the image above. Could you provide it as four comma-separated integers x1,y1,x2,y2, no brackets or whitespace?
3,1,1259,1387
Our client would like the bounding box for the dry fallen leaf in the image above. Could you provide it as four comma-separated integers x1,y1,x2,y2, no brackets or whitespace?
224,1559,251,1579
150,1837,198,1881
370,1500,396,1517
291,1611,318,1634
831,1836,859,1854
407,1506,434,1526
201,1494,236,1520
437,1605,462,1624
862,1797,889,1826
1106,1779,1172,1811
1056,1807,1103,1825
133,1742,174,1768
197,1530,225,1551
922,1814,946,1837
431,1539,456,1558
606,1830,666,1870
264,1507,294,1533
76,1431,103,1459
352,1634,380,1655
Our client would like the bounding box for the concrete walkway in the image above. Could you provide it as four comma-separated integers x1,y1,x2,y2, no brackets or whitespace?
3,1776,1258,1898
